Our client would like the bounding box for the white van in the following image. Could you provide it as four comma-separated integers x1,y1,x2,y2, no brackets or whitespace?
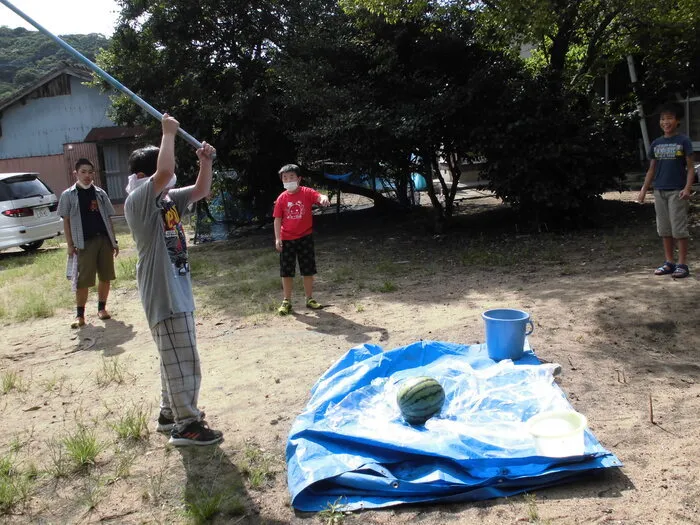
0,172,64,252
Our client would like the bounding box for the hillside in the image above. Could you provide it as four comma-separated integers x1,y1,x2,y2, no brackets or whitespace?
0,26,109,99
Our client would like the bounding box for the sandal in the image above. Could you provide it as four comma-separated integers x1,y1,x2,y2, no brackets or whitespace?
671,264,690,279
654,261,675,275
98,310,111,320
71,316,85,329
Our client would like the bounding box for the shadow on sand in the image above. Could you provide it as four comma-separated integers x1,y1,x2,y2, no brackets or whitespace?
178,445,289,524
66,318,136,357
293,308,389,344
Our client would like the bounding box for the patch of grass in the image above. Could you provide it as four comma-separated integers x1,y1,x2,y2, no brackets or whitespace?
193,247,283,317
8,428,34,453
0,454,34,514
78,475,104,511
189,256,220,277
459,247,495,268
47,438,70,478
373,259,408,276
0,249,72,321
42,373,67,394
523,493,551,524
328,265,356,284
1,370,29,394
0,226,133,320
376,281,398,293
95,357,127,387
237,445,275,490
110,404,150,441
111,447,138,481
144,462,168,506
354,303,365,313
183,487,245,525
115,255,138,282
318,497,347,525
62,425,104,471
14,289,54,321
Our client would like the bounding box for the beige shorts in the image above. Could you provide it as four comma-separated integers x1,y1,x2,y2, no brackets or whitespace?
654,189,689,238
77,234,116,288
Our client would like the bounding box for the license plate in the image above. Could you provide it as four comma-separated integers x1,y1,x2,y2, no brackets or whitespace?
34,207,50,218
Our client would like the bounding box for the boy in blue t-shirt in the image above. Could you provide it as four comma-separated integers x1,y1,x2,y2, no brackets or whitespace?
638,102,695,279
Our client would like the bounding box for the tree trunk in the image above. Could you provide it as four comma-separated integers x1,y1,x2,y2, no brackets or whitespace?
548,3,578,74
444,152,462,218
424,153,447,232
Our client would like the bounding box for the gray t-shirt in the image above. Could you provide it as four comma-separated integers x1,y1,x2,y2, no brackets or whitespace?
124,179,195,327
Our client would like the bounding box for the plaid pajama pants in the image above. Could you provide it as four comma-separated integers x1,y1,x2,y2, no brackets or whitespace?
150,312,203,430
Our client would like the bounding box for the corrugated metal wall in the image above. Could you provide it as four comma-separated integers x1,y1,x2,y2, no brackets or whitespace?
0,154,70,195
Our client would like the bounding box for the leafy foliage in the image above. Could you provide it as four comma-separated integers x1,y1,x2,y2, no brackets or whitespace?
473,73,634,221
100,0,297,219
280,5,520,225
100,0,698,228
0,27,109,99
632,0,700,102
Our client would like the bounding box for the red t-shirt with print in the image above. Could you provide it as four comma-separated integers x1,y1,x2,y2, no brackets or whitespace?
273,186,321,240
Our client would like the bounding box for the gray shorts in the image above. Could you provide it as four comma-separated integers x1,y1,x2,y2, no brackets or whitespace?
654,189,689,238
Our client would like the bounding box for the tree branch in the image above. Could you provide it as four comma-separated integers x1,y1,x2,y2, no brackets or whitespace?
570,8,623,86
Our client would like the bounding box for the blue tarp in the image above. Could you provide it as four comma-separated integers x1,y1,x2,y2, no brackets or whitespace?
411,173,427,191
286,341,621,511
323,172,428,192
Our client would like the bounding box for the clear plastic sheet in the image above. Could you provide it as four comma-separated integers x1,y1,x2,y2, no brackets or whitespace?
287,340,621,511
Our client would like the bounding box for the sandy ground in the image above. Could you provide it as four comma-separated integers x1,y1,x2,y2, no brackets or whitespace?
1,190,699,524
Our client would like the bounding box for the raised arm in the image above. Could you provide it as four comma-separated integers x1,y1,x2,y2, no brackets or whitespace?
189,142,217,204
152,114,179,195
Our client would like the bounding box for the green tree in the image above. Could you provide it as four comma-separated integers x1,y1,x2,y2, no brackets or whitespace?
280,4,519,228
339,0,697,223
0,27,109,99
343,0,700,93
99,0,296,219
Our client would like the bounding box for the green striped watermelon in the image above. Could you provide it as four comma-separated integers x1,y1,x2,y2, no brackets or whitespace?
397,376,445,425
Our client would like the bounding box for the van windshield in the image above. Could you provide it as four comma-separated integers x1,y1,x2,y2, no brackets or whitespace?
0,175,53,201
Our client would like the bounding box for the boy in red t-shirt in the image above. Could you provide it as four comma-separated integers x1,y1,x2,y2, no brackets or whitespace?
273,164,330,315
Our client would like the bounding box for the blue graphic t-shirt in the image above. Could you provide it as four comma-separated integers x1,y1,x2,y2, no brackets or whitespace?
648,134,694,190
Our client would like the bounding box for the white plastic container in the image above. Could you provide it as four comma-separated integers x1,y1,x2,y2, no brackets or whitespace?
526,410,587,457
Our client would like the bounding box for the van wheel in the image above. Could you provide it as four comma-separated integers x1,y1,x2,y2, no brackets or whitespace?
19,240,44,251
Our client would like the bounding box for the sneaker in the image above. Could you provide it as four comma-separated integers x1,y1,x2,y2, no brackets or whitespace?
169,421,223,446
156,411,206,433
306,298,323,310
278,299,292,315
70,316,85,329
156,412,175,433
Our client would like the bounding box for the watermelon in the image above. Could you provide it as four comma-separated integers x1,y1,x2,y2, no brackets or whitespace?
397,376,445,425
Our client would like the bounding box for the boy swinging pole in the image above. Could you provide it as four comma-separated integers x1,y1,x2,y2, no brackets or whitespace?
124,115,223,446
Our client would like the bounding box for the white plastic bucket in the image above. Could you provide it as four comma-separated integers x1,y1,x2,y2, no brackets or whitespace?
526,410,587,457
